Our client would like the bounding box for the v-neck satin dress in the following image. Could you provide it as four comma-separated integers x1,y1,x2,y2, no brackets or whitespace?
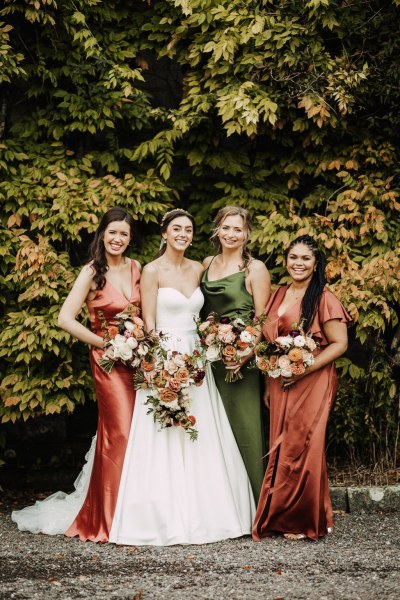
201,268,265,502
252,286,351,541
65,259,141,542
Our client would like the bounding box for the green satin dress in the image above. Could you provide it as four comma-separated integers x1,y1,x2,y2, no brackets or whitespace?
201,267,265,501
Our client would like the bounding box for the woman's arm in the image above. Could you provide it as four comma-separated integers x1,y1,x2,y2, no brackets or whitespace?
58,266,104,349
263,375,270,408
307,319,348,374
140,263,159,333
248,259,271,318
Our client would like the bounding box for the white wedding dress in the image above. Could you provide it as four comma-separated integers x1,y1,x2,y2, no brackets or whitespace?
109,287,255,546
12,436,97,534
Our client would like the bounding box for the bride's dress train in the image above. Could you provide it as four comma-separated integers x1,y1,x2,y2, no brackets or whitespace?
109,287,255,546
11,436,96,535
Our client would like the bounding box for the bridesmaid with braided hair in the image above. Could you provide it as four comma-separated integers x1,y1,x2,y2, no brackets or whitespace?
253,235,351,541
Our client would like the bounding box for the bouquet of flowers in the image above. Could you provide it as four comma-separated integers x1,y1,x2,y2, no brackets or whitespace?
255,324,317,380
196,312,261,382
97,305,158,374
135,348,206,441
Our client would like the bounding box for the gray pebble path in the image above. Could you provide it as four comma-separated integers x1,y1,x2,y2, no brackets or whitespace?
1,506,399,599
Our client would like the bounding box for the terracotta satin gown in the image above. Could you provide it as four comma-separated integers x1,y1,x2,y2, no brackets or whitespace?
253,286,351,541
65,259,141,542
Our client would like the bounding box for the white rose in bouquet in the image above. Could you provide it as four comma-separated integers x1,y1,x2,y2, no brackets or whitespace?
240,330,253,343
172,353,186,368
278,355,291,368
302,350,315,367
126,336,138,349
305,336,317,351
206,344,221,362
124,320,135,333
113,342,133,361
275,335,293,349
233,318,245,327
137,343,149,357
293,335,306,348
269,368,282,378
159,399,180,411
164,359,179,374
281,367,293,378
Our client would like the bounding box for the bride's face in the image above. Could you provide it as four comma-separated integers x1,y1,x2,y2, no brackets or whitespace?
163,216,194,252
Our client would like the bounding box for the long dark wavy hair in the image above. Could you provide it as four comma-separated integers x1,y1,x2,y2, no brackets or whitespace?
285,234,327,332
157,208,196,257
88,208,135,289
210,205,253,271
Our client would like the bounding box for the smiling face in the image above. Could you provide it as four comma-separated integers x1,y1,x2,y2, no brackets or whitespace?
163,216,194,252
286,242,317,284
103,220,131,256
217,214,247,251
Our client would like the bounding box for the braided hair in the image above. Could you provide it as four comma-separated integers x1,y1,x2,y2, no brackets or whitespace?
88,207,135,289
157,208,196,257
285,235,326,332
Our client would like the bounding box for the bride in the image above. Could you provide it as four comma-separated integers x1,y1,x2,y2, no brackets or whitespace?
109,208,255,545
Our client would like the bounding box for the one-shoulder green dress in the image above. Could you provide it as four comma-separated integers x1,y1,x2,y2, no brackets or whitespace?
201,268,265,501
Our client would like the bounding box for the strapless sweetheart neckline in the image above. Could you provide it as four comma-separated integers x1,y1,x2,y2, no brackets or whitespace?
158,287,200,300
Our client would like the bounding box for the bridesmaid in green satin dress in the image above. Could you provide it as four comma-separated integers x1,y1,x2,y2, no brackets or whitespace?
201,206,271,500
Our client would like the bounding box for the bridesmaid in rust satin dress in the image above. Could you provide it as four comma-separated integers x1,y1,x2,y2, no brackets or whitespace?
65,262,140,542
12,208,140,541
61,208,141,542
253,235,351,542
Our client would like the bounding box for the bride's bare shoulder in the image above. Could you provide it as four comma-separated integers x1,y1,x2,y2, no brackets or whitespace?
141,261,161,284
187,259,204,276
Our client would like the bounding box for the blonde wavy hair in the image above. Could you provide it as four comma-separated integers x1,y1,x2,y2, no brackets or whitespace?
210,206,252,271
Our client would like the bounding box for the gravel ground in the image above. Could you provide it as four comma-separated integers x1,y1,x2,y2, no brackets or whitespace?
0,495,399,600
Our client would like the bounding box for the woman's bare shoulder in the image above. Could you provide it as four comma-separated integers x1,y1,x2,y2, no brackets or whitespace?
187,259,204,276
79,262,96,281
202,255,214,269
133,258,142,271
248,259,269,278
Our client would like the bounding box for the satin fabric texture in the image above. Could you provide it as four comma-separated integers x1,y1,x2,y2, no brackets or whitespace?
65,259,141,542
201,268,265,501
252,286,352,541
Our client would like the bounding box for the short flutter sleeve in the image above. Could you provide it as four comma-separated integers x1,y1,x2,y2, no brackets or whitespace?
310,288,352,346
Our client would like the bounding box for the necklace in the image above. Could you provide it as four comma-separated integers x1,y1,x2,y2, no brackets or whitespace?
288,287,305,300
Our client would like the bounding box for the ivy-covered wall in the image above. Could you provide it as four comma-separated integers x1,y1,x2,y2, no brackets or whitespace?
0,0,399,465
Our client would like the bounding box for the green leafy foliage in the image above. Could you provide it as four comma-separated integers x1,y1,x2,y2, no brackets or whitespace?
0,0,399,465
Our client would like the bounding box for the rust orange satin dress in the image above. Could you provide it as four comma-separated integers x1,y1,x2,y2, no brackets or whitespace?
252,286,351,541
65,259,141,542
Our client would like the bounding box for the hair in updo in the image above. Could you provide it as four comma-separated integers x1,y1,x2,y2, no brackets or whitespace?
88,207,135,290
285,234,326,332
210,205,252,271
157,208,196,257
